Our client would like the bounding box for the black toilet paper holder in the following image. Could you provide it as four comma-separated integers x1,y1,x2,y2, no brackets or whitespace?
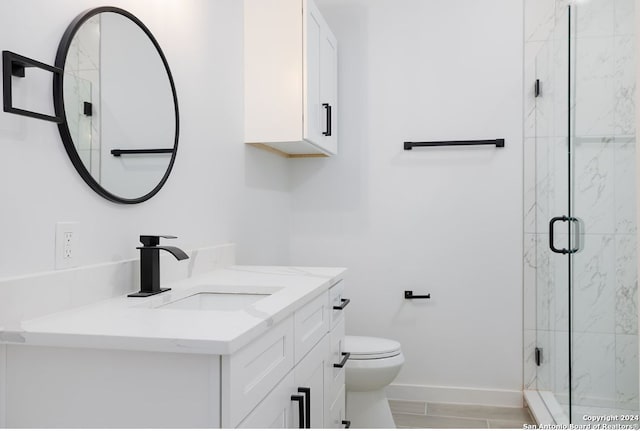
404,290,431,299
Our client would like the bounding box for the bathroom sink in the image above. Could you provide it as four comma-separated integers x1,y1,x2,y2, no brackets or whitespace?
153,285,283,311
159,292,270,311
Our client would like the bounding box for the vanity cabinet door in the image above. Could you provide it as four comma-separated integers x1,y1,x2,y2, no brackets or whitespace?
325,298,347,428
326,385,347,429
294,334,330,429
325,317,346,407
222,316,295,428
236,336,329,429
236,373,296,429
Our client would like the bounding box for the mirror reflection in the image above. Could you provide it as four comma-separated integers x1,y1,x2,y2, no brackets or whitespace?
61,10,177,201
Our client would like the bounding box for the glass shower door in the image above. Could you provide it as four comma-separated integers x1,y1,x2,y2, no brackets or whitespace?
534,5,571,422
534,1,638,424
569,0,638,424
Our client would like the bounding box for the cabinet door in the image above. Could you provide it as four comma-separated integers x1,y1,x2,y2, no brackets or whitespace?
222,317,294,427
325,317,346,406
304,0,324,147
319,22,338,155
295,335,330,428
238,336,330,429
236,372,296,429
326,385,347,429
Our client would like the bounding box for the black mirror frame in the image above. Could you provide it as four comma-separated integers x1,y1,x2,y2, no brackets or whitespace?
53,6,180,204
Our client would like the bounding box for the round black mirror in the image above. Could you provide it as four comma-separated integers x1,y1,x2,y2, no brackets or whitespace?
54,7,179,204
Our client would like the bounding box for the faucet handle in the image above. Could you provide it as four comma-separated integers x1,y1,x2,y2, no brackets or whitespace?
139,235,178,247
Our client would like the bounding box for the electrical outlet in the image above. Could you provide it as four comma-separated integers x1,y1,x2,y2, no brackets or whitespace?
56,222,78,269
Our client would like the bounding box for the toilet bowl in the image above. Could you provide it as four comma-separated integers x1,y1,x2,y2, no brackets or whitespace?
344,336,404,429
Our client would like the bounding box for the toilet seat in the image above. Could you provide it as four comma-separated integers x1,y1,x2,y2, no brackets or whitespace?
344,335,401,360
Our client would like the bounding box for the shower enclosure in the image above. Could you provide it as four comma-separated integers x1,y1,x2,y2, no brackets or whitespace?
527,1,638,424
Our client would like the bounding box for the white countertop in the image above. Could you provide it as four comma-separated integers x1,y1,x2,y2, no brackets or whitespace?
5,265,346,355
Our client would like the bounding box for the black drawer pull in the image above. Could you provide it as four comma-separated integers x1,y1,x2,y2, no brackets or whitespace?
322,103,332,136
291,394,304,429
333,352,351,368
342,420,351,428
333,298,350,310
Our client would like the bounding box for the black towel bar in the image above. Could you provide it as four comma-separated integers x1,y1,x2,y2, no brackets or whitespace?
2,51,64,123
404,139,505,150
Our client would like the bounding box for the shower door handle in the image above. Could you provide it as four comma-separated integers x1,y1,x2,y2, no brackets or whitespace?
549,216,579,254
549,216,569,254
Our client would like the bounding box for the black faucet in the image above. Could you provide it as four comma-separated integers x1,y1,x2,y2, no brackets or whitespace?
128,235,189,297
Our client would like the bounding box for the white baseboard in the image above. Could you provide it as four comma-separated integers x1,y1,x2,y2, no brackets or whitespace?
386,383,524,408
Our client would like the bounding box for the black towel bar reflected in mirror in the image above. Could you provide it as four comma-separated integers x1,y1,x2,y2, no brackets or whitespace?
111,148,174,157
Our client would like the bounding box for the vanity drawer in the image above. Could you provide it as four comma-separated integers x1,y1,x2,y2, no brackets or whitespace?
329,280,348,329
294,291,330,363
325,317,346,405
222,316,294,428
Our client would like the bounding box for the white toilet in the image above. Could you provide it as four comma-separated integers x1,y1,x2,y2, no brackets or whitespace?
344,336,404,429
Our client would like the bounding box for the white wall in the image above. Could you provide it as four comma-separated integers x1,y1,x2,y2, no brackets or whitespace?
0,0,291,278
290,0,524,402
1,0,528,406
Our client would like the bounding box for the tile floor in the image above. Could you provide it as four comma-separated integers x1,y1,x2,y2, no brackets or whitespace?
389,400,537,429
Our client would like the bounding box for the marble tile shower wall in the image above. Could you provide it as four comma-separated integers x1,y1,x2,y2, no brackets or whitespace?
523,0,638,411
64,15,101,178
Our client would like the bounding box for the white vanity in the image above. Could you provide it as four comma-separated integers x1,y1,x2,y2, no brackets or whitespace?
2,264,349,428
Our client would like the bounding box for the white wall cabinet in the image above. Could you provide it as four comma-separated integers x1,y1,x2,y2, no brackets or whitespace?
244,0,338,157
4,281,349,429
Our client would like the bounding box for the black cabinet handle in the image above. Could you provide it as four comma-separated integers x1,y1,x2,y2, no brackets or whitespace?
333,298,350,310
298,387,311,429
322,103,332,136
549,216,579,254
342,420,351,428
333,352,351,368
291,394,305,429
